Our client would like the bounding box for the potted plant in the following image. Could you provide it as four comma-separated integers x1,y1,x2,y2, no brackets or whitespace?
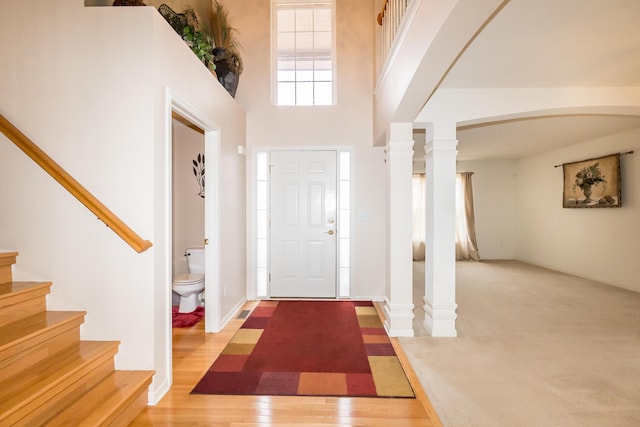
158,5,217,76
573,162,606,203
210,0,243,97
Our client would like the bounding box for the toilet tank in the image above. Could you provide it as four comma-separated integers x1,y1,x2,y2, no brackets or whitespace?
185,247,205,274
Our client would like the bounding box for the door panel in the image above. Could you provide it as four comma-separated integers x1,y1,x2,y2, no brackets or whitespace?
270,150,337,298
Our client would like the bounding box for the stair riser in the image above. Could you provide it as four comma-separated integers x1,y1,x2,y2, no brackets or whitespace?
3,346,118,426
46,371,154,427
108,389,150,427
0,267,11,285
0,314,84,365
15,359,115,427
0,296,47,326
0,327,78,384
0,253,17,285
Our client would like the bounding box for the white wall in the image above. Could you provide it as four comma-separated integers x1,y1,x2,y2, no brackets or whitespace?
0,0,246,402
515,128,640,292
226,0,387,299
456,160,518,260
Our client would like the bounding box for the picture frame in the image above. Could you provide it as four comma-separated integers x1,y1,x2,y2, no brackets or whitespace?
562,153,621,208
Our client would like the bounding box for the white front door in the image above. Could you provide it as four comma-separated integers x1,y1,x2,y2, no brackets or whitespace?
269,150,337,298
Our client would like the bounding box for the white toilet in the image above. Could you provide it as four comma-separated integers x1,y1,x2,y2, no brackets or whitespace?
173,247,205,313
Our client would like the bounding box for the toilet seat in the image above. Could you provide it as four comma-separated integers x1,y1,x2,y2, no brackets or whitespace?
173,273,204,286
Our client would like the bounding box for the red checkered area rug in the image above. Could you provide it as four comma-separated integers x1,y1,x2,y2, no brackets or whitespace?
191,300,415,398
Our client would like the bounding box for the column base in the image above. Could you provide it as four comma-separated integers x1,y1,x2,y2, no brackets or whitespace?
423,299,457,337
383,298,415,337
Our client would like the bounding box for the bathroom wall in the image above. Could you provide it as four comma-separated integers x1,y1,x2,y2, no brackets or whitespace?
172,122,205,277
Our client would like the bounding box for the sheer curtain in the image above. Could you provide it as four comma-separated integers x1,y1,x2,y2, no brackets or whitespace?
412,172,480,261
455,172,480,261
412,174,426,260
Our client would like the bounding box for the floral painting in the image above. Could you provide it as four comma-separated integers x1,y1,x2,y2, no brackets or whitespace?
562,153,621,208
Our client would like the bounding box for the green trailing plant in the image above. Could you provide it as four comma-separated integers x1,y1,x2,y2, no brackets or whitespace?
158,5,216,74
182,25,216,73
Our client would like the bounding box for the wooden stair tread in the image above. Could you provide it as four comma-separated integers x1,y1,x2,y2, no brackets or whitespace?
0,251,151,422
0,311,85,351
0,252,19,267
0,341,119,420
0,281,51,298
47,370,154,427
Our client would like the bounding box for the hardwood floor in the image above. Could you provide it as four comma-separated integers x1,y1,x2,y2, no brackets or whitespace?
132,301,440,426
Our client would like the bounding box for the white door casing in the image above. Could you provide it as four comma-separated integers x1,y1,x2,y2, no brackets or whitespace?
269,150,337,298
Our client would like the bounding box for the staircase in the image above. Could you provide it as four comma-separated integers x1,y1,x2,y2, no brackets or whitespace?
0,252,154,426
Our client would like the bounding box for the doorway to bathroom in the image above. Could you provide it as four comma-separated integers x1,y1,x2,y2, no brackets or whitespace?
169,102,221,335
171,115,206,315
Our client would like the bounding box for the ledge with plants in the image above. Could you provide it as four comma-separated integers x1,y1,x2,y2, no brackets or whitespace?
156,2,242,98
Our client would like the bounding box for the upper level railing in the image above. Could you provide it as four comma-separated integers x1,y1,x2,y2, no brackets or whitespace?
0,114,153,253
377,0,412,64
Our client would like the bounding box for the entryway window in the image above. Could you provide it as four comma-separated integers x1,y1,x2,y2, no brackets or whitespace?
272,0,335,106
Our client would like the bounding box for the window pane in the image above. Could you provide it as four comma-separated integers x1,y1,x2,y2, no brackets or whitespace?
296,82,313,105
314,69,332,82
339,267,349,297
278,32,295,56
340,180,350,209
277,9,295,32
296,32,313,57
339,151,350,178
278,69,295,82
257,181,267,210
314,82,332,105
278,82,296,105
257,211,268,239
296,8,313,31
257,267,267,296
296,69,313,82
256,152,268,180
314,8,332,31
340,210,350,238
340,239,350,267
315,31,331,57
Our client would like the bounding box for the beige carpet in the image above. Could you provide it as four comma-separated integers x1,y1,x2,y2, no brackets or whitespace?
400,260,640,427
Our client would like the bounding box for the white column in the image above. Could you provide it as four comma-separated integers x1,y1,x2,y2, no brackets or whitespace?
384,122,414,337
423,121,458,337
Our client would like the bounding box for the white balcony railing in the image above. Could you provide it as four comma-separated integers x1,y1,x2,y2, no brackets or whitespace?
377,0,412,63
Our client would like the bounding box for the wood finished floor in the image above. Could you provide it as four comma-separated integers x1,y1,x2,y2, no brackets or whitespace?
132,301,439,426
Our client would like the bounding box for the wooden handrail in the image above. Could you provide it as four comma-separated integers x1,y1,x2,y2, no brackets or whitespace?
0,114,152,253
377,0,389,25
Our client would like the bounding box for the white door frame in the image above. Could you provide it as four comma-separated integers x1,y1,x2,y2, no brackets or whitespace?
162,89,221,394
249,146,353,301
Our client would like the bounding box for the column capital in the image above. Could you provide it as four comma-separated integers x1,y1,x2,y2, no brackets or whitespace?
425,139,458,156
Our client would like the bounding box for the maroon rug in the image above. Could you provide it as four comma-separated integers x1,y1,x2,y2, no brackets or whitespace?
191,300,415,398
172,305,204,328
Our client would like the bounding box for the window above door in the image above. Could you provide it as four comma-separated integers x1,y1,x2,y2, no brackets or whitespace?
272,0,336,106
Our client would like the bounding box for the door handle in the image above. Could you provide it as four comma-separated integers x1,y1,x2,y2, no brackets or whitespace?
325,230,335,235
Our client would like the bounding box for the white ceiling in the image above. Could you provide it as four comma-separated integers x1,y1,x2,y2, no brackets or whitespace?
435,0,640,160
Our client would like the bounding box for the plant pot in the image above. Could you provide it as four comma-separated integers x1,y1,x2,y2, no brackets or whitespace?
213,47,240,98
582,184,592,203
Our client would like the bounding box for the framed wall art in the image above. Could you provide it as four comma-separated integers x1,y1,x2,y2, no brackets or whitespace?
562,153,621,208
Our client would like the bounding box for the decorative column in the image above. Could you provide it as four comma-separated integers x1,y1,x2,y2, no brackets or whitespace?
384,122,414,337
423,122,458,337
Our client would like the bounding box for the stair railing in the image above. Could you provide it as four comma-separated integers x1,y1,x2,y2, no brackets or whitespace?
377,0,412,65
0,114,152,253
